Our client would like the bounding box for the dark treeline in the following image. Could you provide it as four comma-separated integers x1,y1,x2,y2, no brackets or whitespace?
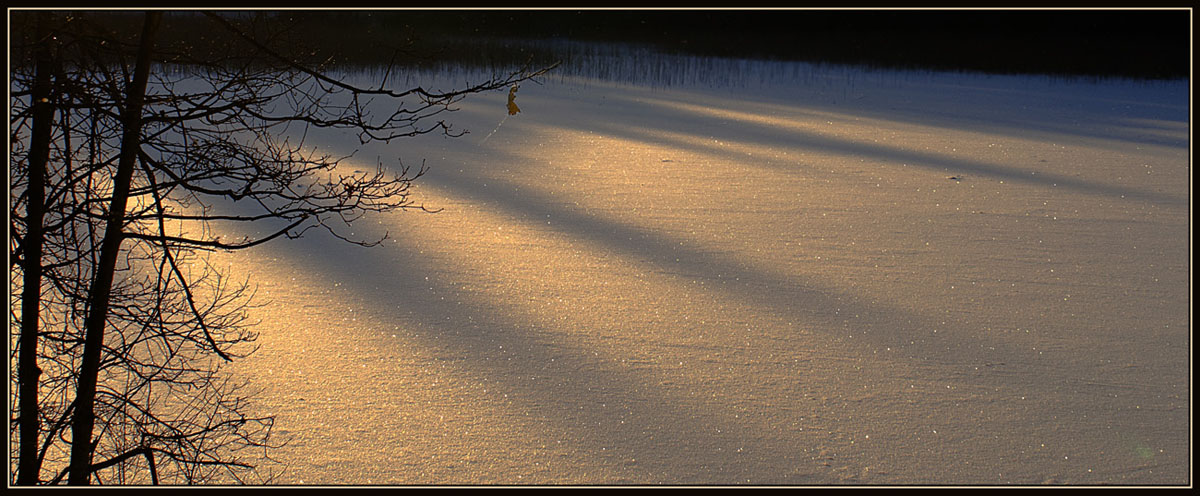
9,9,1191,79
308,9,1189,79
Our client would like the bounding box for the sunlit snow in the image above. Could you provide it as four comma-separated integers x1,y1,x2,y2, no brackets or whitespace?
213,58,1189,485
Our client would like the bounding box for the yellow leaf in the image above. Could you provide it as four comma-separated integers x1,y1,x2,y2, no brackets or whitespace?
507,85,521,115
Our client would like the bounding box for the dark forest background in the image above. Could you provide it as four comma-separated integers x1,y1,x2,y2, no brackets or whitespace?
9,9,1192,79
305,9,1188,79
338,9,1189,78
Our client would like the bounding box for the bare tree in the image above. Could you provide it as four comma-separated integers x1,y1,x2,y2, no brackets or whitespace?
10,10,557,484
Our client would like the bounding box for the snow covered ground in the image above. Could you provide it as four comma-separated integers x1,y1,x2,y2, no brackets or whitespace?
215,60,1190,485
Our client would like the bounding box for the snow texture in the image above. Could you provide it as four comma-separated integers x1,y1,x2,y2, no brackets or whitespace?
216,62,1190,485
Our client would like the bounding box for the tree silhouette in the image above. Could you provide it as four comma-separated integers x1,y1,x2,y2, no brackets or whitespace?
9,10,557,484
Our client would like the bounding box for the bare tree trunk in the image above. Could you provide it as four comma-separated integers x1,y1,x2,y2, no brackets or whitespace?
67,11,162,485
17,11,55,485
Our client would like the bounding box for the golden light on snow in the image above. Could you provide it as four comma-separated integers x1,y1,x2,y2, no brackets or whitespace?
214,71,1188,485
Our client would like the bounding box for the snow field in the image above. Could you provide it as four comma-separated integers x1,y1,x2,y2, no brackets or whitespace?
217,65,1189,485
